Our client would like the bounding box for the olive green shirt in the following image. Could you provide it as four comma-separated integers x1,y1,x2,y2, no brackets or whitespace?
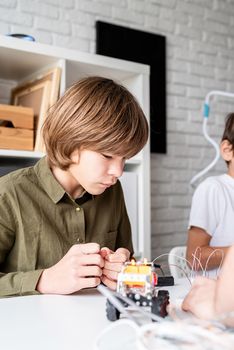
0,157,133,297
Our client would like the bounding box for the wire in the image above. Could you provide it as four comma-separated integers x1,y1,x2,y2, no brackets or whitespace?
190,118,220,187
190,90,234,187
152,253,193,270
167,263,192,286
152,253,193,283
191,246,202,278
204,248,224,278
191,252,205,274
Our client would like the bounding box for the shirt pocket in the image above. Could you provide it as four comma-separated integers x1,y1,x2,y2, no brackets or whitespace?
99,230,117,251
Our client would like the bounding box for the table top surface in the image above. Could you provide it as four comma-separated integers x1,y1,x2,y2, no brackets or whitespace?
0,279,191,350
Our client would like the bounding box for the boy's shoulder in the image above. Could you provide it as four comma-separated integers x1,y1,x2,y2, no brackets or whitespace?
199,174,226,187
0,165,36,196
195,174,232,196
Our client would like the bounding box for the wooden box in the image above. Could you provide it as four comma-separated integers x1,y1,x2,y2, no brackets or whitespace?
0,104,34,151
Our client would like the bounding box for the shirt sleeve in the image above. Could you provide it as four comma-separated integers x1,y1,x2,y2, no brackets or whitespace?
0,193,43,297
115,181,134,256
0,270,43,297
188,179,222,237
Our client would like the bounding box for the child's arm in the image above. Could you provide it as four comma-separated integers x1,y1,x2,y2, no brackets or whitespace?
0,197,43,297
186,226,229,270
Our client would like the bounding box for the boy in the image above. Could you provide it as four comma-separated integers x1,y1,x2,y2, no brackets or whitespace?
182,244,234,327
186,113,234,272
0,76,148,297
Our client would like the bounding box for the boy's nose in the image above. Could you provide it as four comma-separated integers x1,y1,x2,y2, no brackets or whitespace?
108,162,124,178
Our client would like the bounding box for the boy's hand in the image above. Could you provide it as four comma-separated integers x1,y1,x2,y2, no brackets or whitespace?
182,276,216,319
36,243,104,294
100,247,130,290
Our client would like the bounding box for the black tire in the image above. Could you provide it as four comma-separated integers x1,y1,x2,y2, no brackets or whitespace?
106,299,121,321
151,291,169,319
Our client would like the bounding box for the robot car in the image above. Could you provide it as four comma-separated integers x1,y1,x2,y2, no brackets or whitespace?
106,259,170,321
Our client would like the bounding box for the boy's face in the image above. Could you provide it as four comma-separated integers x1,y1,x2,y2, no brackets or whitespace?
68,149,126,195
220,140,234,177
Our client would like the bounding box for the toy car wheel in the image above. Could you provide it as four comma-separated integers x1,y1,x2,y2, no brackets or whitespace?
151,291,169,319
106,299,120,321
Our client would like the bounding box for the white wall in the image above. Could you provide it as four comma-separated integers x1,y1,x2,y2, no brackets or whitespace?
1,0,234,263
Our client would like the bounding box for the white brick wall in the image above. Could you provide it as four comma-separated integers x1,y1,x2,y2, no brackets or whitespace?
0,0,233,266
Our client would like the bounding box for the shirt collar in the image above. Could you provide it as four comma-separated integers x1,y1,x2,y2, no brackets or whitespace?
34,156,66,204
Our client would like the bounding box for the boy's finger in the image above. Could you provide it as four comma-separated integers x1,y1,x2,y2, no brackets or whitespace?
100,275,117,291
115,248,130,260
103,261,123,272
76,243,100,255
105,252,127,263
100,247,114,258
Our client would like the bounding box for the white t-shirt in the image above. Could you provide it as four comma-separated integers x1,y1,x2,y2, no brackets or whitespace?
189,174,234,247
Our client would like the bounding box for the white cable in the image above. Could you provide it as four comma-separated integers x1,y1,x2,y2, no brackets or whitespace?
204,248,224,278
191,252,205,274
191,246,202,278
152,253,193,284
152,253,193,270
205,90,234,105
190,90,234,187
190,118,220,187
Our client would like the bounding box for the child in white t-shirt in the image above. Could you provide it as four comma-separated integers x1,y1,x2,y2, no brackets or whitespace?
186,113,234,272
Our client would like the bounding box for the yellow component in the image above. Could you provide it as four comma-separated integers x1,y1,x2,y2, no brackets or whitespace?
124,265,138,274
138,266,151,274
124,281,145,286
123,264,151,275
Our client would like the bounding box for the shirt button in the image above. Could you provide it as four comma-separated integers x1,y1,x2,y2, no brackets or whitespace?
76,207,81,212
77,238,83,243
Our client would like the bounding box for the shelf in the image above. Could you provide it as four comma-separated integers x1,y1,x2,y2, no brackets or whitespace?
0,35,149,82
0,149,45,159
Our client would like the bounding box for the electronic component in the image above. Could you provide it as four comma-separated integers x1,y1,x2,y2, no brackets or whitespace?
105,259,170,321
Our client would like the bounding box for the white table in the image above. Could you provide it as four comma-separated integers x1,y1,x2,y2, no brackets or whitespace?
0,279,191,350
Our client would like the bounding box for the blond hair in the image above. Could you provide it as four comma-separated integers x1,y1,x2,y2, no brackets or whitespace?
42,76,149,169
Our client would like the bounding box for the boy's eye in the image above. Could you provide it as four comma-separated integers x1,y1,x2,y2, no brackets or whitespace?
102,154,112,159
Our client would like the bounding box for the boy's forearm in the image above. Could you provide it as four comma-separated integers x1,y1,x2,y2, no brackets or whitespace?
0,270,43,297
187,245,229,270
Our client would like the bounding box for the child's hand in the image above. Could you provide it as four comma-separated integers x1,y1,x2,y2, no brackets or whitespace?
100,247,130,290
182,276,216,319
36,243,104,294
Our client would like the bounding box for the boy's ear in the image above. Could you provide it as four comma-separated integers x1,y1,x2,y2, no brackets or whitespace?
220,140,233,162
70,149,80,163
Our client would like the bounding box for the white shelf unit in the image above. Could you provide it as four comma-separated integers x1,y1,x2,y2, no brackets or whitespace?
0,35,151,259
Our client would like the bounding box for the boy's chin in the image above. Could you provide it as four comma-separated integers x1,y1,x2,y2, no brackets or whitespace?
91,188,107,195
89,186,109,195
